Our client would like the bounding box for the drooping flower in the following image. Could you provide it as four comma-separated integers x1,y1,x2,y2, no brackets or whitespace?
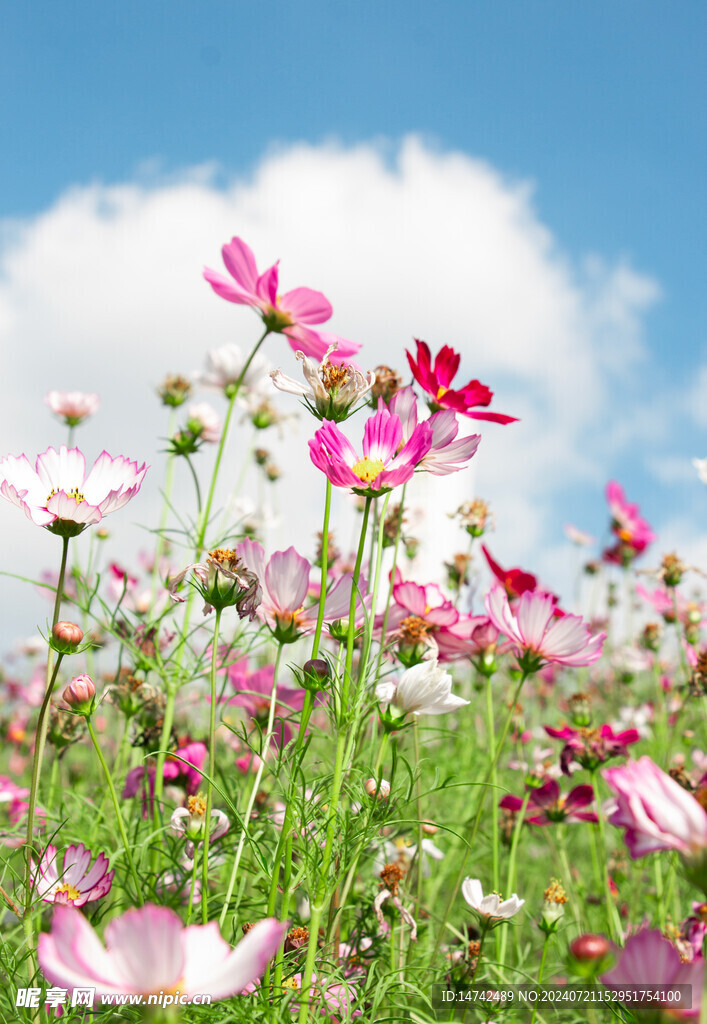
309,404,432,496
462,878,524,923
603,480,655,565
603,756,707,859
602,929,702,1020
168,548,262,618
388,386,481,476
31,843,114,907
45,391,99,427
0,446,147,537
376,659,468,719
204,235,359,360
485,587,605,671
271,344,375,422
38,903,287,1002
500,779,598,826
406,339,517,423
544,722,640,775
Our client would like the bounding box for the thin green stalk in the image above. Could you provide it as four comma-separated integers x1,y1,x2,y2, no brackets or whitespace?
201,607,222,924
310,479,332,659
87,718,144,905
592,770,623,943
485,675,499,894
150,407,177,607
186,851,199,925
219,643,284,929
412,719,425,916
357,492,390,685
375,483,407,680
498,788,531,968
431,670,529,965
342,496,372,710
530,935,551,1024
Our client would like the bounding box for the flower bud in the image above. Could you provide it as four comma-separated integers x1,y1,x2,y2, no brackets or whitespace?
569,933,610,961
422,820,439,835
301,658,330,693
51,621,84,654
364,778,390,801
62,674,96,715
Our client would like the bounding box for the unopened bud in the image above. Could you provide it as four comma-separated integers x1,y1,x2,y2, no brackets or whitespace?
569,933,610,961
62,674,96,715
364,778,390,801
51,621,84,654
301,658,330,692
422,820,438,835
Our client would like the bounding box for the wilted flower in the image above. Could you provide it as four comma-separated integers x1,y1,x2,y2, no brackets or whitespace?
271,344,375,422
374,862,417,941
31,843,113,906
45,391,99,426
38,904,287,1002
376,659,469,720
157,374,192,407
407,339,517,423
462,878,524,924
168,549,262,617
453,498,492,537
204,235,359,360
0,446,147,537
539,879,567,934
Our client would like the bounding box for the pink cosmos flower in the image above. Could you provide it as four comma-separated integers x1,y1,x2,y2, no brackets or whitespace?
485,587,605,669
602,929,702,1019
204,236,359,360
388,386,481,475
0,446,147,536
603,480,655,565
236,538,368,643
603,756,707,859
38,903,287,1002
500,779,598,826
406,339,517,423
381,575,479,662
544,723,640,775
224,657,305,751
31,843,114,907
123,741,207,815
45,391,99,426
309,404,432,496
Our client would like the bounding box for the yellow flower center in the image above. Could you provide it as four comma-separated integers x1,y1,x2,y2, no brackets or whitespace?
436,385,448,401
55,883,81,902
187,794,207,817
352,457,385,484
282,977,300,991
47,487,85,504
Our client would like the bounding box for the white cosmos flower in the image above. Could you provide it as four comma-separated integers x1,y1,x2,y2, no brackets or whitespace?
462,878,525,921
376,659,469,717
199,343,272,397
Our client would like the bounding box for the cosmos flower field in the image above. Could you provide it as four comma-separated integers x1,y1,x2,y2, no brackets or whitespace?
0,235,705,1023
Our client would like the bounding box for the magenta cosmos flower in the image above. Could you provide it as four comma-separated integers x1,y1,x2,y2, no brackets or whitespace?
38,903,287,1002
204,235,359,361
309,404,432,496
31,843,114,907
224,657,306,750
485,586,605,670
603,756,707,859
500,779,598,826
603,480,655,565
544,722,640,775
0,446,147,537
602,929,702,1020
406,339,517,423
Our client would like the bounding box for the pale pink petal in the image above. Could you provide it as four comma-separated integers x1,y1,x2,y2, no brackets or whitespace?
265,547,310,616
516,591,555,649
46,494,102,525
38,906,128,994
183,919,288,999
35,447,86,492
104,906,185,991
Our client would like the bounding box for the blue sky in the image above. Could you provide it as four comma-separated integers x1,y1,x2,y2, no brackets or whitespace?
0,2,705,642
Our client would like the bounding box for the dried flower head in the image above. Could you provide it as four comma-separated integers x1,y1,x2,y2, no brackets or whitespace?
168,549,262,618
370,365,402,405
157,375,192,407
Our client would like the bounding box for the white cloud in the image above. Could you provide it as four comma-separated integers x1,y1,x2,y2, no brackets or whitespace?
0,136,661,643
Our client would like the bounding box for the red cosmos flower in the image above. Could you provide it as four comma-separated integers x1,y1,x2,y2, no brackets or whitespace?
482,545,538,600
544,723,641,775
500,779,598,826
406,339,517,423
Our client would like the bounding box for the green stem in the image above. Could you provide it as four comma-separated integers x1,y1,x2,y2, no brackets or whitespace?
431,670,529,965
342,497,372,710
310,479,332,660
592,770,622,943
87,718,144,905
23,535,70,982
219,643,284,930
358,492,390,685
530,935,551,1024
201,607,222,923
150,407,177,607
375,483,407,680
498,788,531,968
